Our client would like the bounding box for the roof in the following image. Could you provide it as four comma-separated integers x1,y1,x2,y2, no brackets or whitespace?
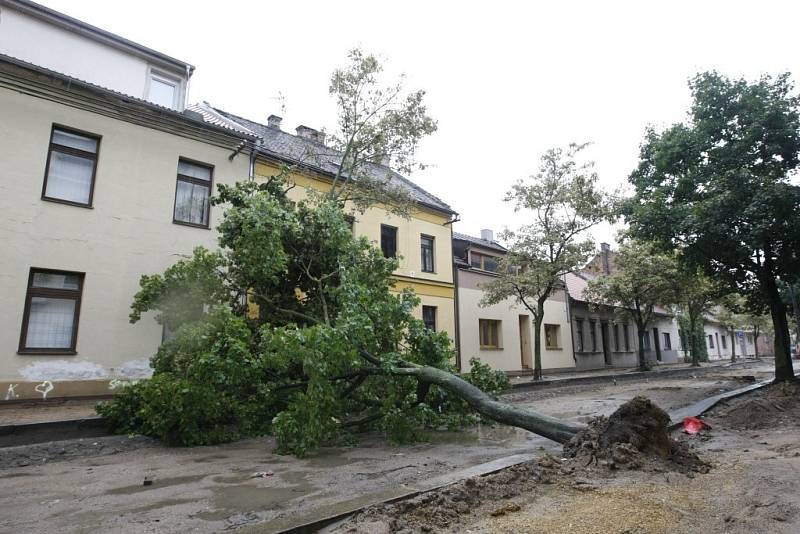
2,0,194,73
564,271,673,316
0,54,256,142
452,232,507,252
188,103,455,215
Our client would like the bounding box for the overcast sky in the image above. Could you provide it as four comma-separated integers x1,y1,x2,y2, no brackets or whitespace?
40,0,800,245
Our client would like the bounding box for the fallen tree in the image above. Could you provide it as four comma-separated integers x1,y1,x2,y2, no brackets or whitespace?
99,179,585,454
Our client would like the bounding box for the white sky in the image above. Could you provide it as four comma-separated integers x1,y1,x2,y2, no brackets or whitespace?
40,0,800,245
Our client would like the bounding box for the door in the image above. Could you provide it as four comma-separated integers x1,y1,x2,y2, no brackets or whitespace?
653,327,662,361
519,315,532,369
600,321,611,365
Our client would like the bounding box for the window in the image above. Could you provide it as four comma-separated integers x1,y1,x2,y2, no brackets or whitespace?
679,329,685,350
470,252,499,272
380,225,398,258
642,331,651,350
747,333,754,344
147,72,179,108
708,334,714,348
614,323,620,351
174,159,213,227
422,305,437,331
663,332,672,350
479,319,500,349
42,126,100,207
344,215,355,235
623,324,630,351
420,235,435,273
544,324,560,349
19,269,84,354
721,335,727,349
575,319,584,352
589,320,597,351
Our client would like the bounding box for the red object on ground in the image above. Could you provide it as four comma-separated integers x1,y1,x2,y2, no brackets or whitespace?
683,416,711,434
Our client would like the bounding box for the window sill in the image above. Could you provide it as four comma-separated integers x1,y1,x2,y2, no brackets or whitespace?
480,347,503,351
545,347,562,350
173,219,211,230
42,196,93,209
18,349,77,356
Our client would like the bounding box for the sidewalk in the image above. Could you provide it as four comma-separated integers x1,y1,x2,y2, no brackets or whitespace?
507,358,766,388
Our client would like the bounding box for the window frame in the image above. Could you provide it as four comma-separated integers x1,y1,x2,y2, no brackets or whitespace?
470,251,500,273
589,319,597,351
708,334,714,348
146,69,181,109
380,224,398,258
642,331,651,350
623,324,630,351
173,158,214,229
613,323,620,351
41,124,101,208
721,335,726,349
544,324,560,349
18,267,85,355
420,234,435,273
422,305,437,331
479,319,501,349
662,332,672,350
575,318,584,352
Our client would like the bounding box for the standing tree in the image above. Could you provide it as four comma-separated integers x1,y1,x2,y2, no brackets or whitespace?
624,71,800,381
584,240,680,371
715,294,750,362
675,268,719,366
748,313,773,359
480,144,616,380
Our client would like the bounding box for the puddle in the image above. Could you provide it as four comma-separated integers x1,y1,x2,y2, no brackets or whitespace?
190,454,230,463
128,498,198,513
302,448,367,468
198,478,320,521
105,474,208,495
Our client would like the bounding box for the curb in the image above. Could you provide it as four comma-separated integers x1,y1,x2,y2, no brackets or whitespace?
667,379,772,427
508,360,759,391
0,416,107,448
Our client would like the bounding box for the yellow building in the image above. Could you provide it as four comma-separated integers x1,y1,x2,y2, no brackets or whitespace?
190,104,459,342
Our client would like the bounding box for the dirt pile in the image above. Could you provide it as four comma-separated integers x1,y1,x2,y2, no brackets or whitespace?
708,382,799,431
563,396,708,473
335,457,562,533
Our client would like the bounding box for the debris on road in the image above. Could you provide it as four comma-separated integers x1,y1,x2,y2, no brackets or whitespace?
683,416,711,435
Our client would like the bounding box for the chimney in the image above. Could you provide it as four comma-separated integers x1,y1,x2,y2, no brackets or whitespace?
480,229,494,242
296,125,325,145
600,242,610,274
267,115,282,129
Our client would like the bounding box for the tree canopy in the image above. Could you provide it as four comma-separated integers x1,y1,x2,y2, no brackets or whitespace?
100,179,584,454
624,71,800,380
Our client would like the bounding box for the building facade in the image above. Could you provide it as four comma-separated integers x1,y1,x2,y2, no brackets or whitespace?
0,2,456,400
453,231,575,373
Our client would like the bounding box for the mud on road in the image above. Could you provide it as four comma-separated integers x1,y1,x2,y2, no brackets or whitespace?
0,365,781,533
338,381,800,534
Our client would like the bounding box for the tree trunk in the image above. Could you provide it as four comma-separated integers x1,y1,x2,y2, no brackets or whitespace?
395,365,585,444
636,324,648,371
763,275,795,381
532,302,545,381
730,328,737,362
754,326,760,359
688,314,700,367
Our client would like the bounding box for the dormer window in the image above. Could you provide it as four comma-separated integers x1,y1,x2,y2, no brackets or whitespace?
470,251,499,272
147,71,180,109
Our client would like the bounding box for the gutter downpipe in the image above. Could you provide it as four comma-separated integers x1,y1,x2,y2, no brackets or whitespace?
563,274,577,366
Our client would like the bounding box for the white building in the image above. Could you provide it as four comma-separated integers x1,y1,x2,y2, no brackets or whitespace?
0,0,192,110
453,231,576,374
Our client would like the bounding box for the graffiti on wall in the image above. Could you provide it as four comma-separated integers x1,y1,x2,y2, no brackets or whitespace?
34,380,54,399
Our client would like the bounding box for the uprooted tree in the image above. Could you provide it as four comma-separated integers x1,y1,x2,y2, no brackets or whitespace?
98,179,585,454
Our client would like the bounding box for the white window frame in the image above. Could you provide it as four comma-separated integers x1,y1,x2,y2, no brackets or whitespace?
145,68,183,109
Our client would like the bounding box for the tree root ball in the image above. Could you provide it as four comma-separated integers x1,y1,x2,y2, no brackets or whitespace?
563,396,708,472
